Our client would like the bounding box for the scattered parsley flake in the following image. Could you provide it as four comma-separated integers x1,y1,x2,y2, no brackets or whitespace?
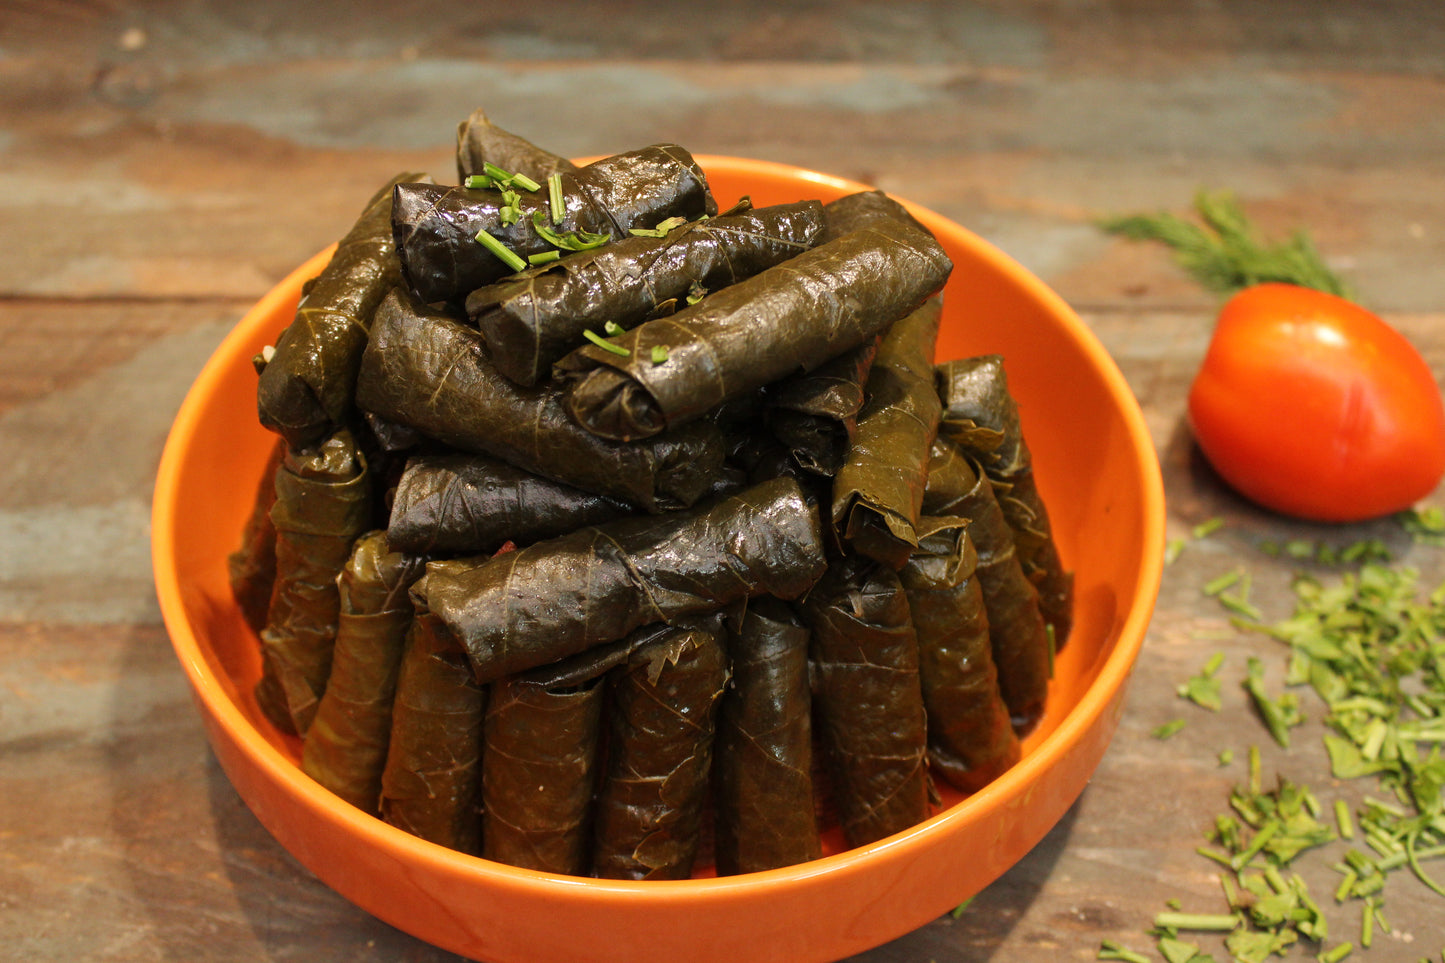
1178,652,1226,711
532,211,610,251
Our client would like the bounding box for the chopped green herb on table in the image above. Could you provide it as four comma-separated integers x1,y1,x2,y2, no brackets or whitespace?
1107,513,1445,961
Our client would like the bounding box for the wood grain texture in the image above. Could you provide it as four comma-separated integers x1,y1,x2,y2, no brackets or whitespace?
2,1,1443,960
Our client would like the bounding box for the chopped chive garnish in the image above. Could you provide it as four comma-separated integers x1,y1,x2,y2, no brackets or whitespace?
1096,939,1151,963
464,173,495,190
1152,718,1187,740
527,250,561,265
650,344,669,365
1165,537,1186,564
1320,942,1354,963
1204,569,1243,596
474,229,526,272
1335,868,1358,902
1193,517,1225,538
629,216,689,238
482,161,541,192
1153,911,1238,932
1195,845,1233,868
547,172,564,224
582,329,631,357
1335,799,1355,840
498,187,523,227
603,321,625,337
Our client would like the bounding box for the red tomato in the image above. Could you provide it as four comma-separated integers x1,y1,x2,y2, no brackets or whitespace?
1187,283,1445,522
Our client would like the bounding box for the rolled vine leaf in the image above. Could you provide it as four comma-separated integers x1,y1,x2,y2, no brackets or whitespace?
466,199,824,387
394,144,717,304
554,217,952,442
591,613,731,880
256,171,432,449
413,475,827,686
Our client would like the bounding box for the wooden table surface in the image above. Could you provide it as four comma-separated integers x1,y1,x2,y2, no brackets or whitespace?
4,2,1444,960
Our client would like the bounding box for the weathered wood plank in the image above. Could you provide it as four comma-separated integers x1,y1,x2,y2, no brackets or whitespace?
3,1,1444,960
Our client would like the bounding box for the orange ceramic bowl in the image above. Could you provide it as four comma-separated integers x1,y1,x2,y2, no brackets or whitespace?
152,156,1165,963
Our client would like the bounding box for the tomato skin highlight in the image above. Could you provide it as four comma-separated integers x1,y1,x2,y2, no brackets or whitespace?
1186,283,1445,522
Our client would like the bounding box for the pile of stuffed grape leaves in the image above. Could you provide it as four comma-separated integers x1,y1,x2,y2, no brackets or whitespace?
231,111,1073,880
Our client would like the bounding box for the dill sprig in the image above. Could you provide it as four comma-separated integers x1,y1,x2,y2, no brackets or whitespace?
1098,189,1350,299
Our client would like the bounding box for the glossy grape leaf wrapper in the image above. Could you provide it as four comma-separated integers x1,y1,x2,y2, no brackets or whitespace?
766,337,879,478
228,436,286,633
394,144,717,305
554,217,953,442
415,475,826,686
455,107,578,185
386,451,635,557
819,189,929,243
255,428,373,737
758,190,928,481
256,171,432,450
713,597,822,875
378,585,486,855
936,356,1074,648
924,441,1051,732
467,200,825,387
481,670,605,876
899,516,1021,793
799,552,932,848
593,614,731,880
355,287,727,513
831,296,944,569
301,530,424,814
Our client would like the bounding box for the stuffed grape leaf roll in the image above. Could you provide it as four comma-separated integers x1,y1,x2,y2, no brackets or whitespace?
413,475,826,686
229,436,285,633
465,200,825,387
936,355,1074,649
799,552,932,848
592,613,730,880
553,216,953,442
830,295,944,569
394,144,717,305
355,287,727,513
385,451,635,557
819,189,929,243
899,516,1020,793
480,666,606,876
923,439,1051,733
765,337,879,478
455,107,578,185
713,597,822,875
378,579,487,854
255,428,373,737
256,171,431,450
302,530,424,814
